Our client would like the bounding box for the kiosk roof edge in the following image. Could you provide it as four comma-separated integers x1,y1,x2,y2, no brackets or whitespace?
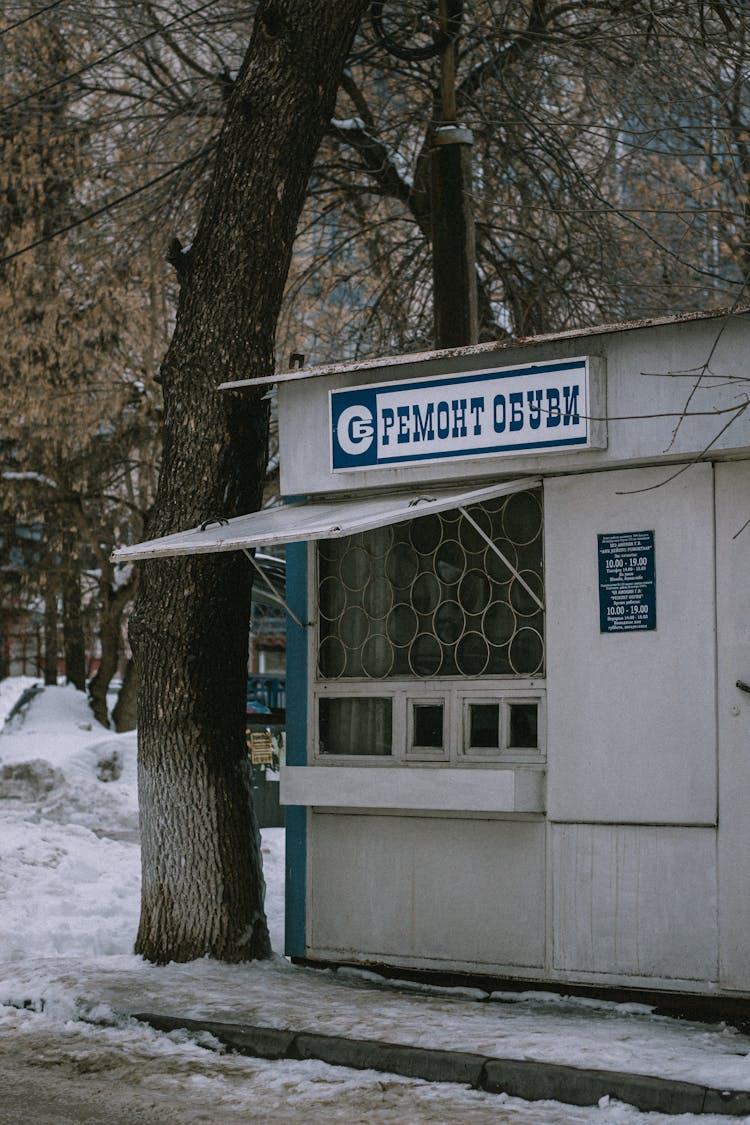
218,307,750,392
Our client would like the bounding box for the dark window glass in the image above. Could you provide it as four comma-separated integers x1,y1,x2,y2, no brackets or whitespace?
319,697,392,756
413,703,443,748
509,702,538,748
318,491,544,679
469,703,500,748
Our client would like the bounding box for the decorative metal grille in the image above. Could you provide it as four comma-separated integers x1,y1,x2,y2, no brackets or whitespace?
317,490,544,678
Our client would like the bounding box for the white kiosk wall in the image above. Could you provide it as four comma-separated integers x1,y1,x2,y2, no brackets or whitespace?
309,814,546,970
545,462,719,985
305,461,724,988
545,463,716,826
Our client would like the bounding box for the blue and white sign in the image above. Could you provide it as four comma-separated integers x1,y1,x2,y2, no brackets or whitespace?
330,358,600,471
598,530,656,633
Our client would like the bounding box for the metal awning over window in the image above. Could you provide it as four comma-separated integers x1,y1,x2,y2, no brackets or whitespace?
111,477,540,563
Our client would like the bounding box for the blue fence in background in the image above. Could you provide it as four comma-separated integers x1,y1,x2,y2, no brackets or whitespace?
247,676,286,714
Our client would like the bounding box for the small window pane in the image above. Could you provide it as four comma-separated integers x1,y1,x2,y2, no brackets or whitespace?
319,697,392,756
469,703,500,748
413,703,443,748
509,702,538,748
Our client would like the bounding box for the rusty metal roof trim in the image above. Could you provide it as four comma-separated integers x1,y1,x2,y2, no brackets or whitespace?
219,307,750,392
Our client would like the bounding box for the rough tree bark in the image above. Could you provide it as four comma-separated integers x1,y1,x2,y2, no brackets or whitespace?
88,573,135,728
128,0,368,964
60,527,86,691
42,512,60,686
112,656,137,733
42,568,58,687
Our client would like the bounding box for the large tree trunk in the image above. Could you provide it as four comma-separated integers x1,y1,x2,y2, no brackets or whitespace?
128,0,368,964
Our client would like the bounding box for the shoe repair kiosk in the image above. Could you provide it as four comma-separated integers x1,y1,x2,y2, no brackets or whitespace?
116,309,750,1002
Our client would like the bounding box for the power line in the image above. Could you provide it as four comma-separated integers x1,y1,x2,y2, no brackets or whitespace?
0,143,216,267
1,0,218,115
0,1,69,39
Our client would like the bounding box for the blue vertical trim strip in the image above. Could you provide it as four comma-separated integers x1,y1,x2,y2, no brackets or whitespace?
284,539,308,957
283,806,306,957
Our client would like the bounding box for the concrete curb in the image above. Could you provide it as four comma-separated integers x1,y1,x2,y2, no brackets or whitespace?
133,1012,750,1117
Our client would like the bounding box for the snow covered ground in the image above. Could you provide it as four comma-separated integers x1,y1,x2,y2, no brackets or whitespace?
0,678,749,1123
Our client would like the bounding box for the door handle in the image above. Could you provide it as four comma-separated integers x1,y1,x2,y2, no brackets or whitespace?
736,680,750,694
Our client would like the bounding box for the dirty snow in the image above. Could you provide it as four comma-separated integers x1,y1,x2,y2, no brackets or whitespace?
0,678,749,1123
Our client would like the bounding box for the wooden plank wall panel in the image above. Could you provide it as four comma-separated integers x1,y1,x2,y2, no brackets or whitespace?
552,823,718,981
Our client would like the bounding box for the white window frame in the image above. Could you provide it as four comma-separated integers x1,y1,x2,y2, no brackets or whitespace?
311,675,546,767
406,694,451,762
459,688,546,765
307,488,547,769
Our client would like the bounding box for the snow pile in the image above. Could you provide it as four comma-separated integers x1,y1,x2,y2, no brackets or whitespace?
0,816,139,960
0,683,141,959
1,682,139,836
0,679,284,966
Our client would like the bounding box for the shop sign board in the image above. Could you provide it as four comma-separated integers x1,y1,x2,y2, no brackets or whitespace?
330,357,604,471
598,530,656,633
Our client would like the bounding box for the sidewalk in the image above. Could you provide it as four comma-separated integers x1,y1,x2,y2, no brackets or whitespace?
5,946,750,1116
41,950,746,1119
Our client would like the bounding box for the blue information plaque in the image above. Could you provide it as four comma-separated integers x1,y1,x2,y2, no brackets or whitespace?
598,530,656,633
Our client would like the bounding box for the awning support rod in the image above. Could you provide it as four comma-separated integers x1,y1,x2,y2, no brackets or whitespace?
242,549,309,630
458,507,545,611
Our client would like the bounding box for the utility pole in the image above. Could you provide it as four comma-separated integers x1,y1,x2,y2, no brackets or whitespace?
370,0,478,350
430,0,478,349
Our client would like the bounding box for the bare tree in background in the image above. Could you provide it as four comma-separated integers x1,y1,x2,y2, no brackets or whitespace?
282,1,750,359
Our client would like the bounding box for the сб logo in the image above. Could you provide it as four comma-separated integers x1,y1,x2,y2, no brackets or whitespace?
336,404,374,456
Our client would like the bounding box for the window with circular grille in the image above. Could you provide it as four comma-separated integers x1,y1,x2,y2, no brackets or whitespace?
317,489,544,680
